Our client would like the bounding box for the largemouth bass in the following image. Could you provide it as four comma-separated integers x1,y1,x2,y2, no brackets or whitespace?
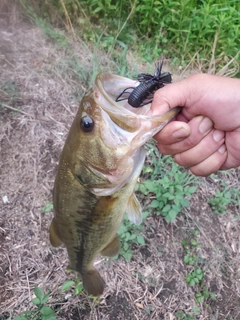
50,72,180,296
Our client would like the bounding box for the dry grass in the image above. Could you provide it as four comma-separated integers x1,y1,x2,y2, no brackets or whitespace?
0,3,240,320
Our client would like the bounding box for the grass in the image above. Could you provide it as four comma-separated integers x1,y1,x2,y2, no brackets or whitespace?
23,0,240,75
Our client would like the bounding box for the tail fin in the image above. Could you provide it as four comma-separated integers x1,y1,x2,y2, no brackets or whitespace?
82,269,105,296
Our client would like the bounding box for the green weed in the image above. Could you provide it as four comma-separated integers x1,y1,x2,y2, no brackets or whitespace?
136,144,198,222
61,277,99,300
61,278,83,295
175,307,200,320
195,287,216,304
115,213,147,262
182,231,216,305
185,268,204,287
208,180,239,214
12,286,56,320
41,203,53,213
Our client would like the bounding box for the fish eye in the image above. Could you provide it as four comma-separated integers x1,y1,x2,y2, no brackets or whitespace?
80,115,94,132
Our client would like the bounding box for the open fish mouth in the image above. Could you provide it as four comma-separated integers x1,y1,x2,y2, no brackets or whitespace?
94,72,180,139
95,72,151,118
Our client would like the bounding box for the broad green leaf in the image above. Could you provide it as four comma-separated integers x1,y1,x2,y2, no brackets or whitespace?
163,192,171,197
139,184,147,195
42,294,50,304
194,277,200,283
32,297,41,305
150,200,159,208
181,199,190,207
118,225,127,234
42,315,56,320
124,251,133,262
189,279,195,286
129,234,136,240
174,199,180,207
183,255,190,264
167,209,178,221
190,239,198,246
137,235,145,245
175,185,183,191
61,280,75,291
74,284,83,295
188,186,198,193
164,215,171,223
169,186,174,194
40,306,54,316
142,211,149,219
34,286,45,301
162,204,171,212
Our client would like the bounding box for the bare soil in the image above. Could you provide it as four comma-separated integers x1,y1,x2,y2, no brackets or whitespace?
0,3,240,320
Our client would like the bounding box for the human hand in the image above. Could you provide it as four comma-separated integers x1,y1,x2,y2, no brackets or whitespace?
151,74,240,176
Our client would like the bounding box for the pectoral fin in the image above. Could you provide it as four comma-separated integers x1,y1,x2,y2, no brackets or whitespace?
101,235,121,257
126,193,142,225
49,218,63,247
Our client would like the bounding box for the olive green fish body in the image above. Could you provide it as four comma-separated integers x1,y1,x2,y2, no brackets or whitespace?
51,142,146,295
50,72,180,296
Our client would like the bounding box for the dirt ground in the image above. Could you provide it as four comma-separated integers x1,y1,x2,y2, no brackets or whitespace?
0,3,240,320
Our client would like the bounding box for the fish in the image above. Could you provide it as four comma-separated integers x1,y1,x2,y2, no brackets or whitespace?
49,72,180,296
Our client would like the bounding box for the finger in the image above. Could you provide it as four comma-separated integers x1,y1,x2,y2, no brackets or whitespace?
174,129,225,168
154,121,190,145
156,116,213,155
221,130,240,170
151,81,188,116
189,145,227,176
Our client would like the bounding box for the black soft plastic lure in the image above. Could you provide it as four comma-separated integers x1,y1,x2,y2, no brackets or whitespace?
116,60,172,108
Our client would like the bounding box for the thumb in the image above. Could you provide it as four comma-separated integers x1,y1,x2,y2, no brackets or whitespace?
151,80,188,116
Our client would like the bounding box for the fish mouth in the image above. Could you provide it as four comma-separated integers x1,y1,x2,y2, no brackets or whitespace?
95,73,149,131
94,72,180,142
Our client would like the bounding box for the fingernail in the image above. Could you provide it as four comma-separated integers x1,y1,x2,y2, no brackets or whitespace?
199,117,213,134
218,144,226,154
172,127,189,139
213,130,224,142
